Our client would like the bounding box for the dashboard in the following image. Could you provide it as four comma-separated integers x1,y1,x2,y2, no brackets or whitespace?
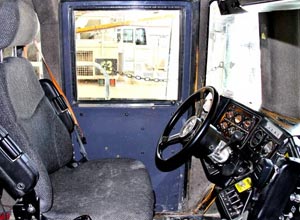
198,96,300,220
215,99,296,163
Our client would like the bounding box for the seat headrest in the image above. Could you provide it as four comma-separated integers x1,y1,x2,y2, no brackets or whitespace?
0,0,38,50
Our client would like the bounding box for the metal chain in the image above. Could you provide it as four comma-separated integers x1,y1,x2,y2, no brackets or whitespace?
117,71,167,82
100,63,168,82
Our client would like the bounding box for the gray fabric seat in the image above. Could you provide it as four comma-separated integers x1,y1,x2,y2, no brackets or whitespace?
48,159,153,220
0,1,154,220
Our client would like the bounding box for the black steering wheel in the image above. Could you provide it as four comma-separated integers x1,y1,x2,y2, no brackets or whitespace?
155,86,220,171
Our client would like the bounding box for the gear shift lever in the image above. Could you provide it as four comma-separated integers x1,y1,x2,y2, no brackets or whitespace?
219,130,244,152
208,131,244,164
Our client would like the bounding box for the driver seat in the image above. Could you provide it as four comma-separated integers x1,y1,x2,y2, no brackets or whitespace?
0,1,154,219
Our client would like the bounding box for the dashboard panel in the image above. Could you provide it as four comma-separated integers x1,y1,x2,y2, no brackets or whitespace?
216,102,260,143
212,97,297,165
198,96,300,220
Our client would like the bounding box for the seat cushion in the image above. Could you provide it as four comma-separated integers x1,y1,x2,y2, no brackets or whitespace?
44,158,154,220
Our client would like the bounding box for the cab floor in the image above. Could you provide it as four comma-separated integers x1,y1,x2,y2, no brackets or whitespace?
153,216,220,220
153,213,221,220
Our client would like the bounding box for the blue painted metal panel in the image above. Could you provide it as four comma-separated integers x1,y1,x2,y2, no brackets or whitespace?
74,106,186,211
60,0,193,211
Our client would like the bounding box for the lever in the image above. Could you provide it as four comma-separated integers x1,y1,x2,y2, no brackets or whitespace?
208,131,244,164
219,131,244,152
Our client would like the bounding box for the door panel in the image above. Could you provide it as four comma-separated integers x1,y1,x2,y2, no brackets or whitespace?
61,0,194,211
75,106,185,211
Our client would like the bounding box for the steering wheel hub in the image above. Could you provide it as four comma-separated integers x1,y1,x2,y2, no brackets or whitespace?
180,116,199,138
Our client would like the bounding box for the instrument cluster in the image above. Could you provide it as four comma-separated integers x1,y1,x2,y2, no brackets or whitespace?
216,103,260,142
248,128,279,158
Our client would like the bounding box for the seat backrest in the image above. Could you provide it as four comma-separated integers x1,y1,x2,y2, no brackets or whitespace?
0,0,74,212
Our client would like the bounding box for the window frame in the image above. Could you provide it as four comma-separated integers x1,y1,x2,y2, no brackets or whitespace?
60,0,194,106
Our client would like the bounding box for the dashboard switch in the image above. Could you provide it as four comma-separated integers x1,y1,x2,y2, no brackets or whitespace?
290,193,300,203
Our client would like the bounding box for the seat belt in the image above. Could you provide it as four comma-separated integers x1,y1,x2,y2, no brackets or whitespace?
32,41,88,162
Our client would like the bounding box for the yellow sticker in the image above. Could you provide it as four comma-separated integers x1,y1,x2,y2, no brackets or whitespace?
235,177,252,193
285,152,289,158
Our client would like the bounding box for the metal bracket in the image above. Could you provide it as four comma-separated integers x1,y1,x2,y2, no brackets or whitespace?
13,191,41,220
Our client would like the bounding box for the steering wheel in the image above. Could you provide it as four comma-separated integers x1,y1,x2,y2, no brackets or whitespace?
155,86,219,171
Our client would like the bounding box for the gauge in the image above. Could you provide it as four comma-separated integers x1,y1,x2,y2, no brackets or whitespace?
228,126,236,135
243,119,252,130
262,141,274,156
250,130,264,148
234,114,242,124
226,111,234,119
220,121,229,130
